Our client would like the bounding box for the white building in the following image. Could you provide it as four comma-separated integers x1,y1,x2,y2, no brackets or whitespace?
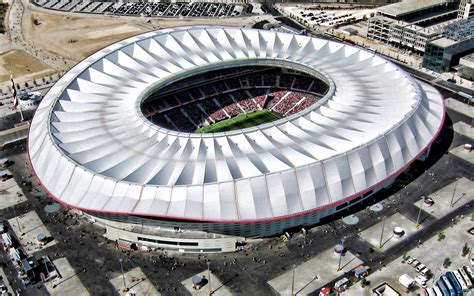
18,91,42,110
458,0,474,19
367,0,460,53
28,27,444,252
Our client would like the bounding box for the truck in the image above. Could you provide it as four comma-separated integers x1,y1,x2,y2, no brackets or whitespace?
399,274,415,289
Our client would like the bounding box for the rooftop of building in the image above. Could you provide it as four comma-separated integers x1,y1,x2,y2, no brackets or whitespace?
430,36,457,47
377,0,449,18
460,52,474,63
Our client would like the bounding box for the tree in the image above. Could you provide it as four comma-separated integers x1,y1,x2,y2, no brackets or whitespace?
437,232,446,241
443,258,451,268
462,243,470,257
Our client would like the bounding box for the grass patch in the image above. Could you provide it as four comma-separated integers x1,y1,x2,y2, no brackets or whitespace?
196,109,281,133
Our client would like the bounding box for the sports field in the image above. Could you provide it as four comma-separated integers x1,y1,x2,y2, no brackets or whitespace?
196,109,281,133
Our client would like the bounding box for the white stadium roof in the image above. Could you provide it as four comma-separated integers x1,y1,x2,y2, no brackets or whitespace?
28,26,444,223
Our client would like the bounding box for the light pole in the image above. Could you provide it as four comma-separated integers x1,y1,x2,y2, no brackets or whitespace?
119,258,128,292
337,238,345,272
207,261,211,296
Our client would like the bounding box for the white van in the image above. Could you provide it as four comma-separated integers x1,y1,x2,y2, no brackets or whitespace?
334,277,350,290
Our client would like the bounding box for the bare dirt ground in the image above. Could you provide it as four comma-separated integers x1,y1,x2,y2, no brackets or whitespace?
0,49,55,83
22,11,151,61
22,5,258,63
0,0,260,89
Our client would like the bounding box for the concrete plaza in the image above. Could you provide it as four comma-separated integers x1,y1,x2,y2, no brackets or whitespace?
449,145,474,165
46,257,89,296
181,270,233,296
0,172,27,210
7,210,57,255
445,98,474,119
109,267,161,296
359,212,419,250
452,121,474,140
268,247,363,295
414,177,473,219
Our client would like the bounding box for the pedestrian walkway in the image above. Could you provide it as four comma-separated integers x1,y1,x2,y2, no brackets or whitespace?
109,267,161,296
452,121,474,140
267,247,363,295
450,145,474,165
445,98,474,118
414,177,473,219
181,270,232,296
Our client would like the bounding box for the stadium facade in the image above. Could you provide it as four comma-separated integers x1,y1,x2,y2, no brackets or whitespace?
28,26,445,252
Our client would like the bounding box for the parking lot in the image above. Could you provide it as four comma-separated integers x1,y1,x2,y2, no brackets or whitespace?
268,247,363,295
31,0,245,18
349,214,473,295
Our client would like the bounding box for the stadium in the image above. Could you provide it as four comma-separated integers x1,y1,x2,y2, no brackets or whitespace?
28,26,445,253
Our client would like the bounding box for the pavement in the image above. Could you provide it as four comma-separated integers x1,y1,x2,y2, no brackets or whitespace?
0,170,27,210
7,210,57,255
181,269,233,296
449,145,474,165
452,121,474,140
445,98,474,119
414,177,473,219
0,267,16,296
46,257,90,296
359,212,420,250
267,247,363,295
109,267,160,296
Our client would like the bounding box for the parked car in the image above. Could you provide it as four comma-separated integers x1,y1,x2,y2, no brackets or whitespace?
407,257,415,264
420,267,430,277
415,275,427,288
411,260,420,267
447,78,456,84
416,264,426,272
334,277,350,291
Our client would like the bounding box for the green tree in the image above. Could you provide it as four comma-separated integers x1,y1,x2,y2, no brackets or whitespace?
462,243,470,257
443,258,451,268
437,232,446,241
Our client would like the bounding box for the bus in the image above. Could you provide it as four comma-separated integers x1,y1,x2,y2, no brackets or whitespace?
464,265,474,281
441,275,456,296
458,267,473,288
453,270,469,292
437,279,449,296
446,272,462,295
433,286,443,296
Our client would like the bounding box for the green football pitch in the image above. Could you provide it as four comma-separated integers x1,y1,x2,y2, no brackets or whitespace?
196,109,282,133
